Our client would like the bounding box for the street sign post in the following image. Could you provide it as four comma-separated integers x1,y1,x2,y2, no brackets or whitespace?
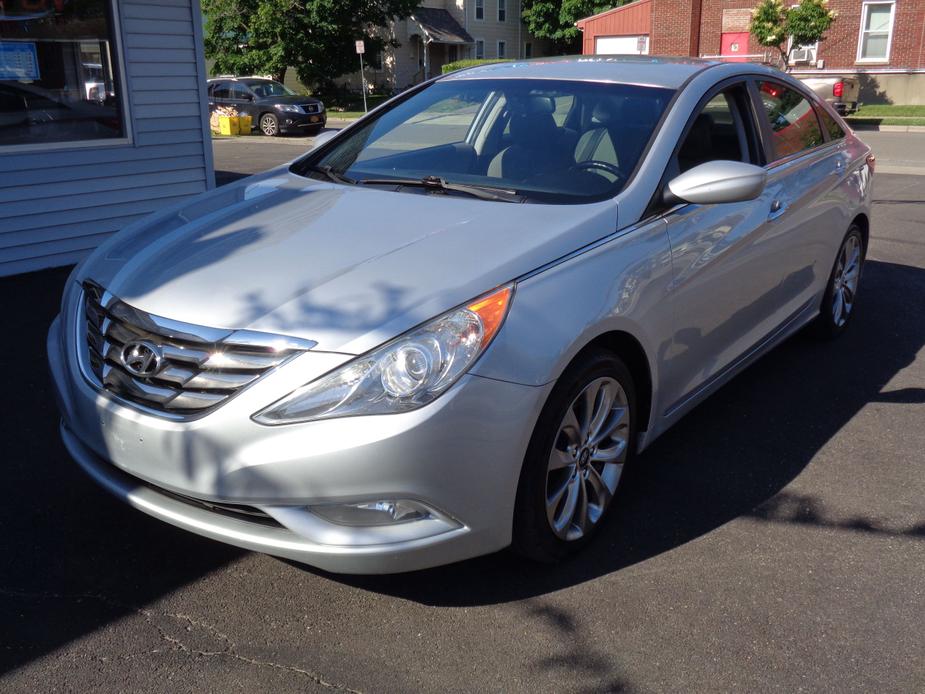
355,40,367,113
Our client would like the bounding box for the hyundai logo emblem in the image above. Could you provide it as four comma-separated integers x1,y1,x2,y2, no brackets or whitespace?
120,340,164,378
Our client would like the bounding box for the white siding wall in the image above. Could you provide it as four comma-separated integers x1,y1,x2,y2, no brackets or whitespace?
0,0,214,277
466,0,523,59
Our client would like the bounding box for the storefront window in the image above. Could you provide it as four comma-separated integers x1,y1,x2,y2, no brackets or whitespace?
0,0,125,147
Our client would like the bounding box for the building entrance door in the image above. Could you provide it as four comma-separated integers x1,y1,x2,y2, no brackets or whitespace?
720,31,749,61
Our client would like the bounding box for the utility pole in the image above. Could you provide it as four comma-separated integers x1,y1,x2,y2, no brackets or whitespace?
355,40,368,113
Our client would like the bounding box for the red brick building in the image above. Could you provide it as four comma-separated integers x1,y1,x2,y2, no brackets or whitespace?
577,0,925,103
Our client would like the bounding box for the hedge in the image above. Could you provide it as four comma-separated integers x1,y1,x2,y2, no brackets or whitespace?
441,58,511,74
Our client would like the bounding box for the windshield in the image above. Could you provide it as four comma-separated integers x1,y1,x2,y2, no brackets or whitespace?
292,78,673,203
246,80,295,98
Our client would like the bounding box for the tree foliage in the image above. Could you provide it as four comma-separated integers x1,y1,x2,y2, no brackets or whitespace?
749,0,836,70
442,58,509,74
203,0,419,88
521,0,625,53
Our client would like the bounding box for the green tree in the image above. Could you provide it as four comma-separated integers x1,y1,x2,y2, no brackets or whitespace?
203,0,419,88
749,0,836,70
521,0,626,54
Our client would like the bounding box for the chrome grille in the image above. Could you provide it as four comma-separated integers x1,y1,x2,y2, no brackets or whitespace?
80,282,315,417
304,103,319,114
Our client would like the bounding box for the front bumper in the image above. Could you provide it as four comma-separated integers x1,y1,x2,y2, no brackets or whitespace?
831,100,857,115
48,305,548,574
279,110,326,132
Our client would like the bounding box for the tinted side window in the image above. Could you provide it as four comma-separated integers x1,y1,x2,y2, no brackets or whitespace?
757,81,824,160
677,91,744,173
818,107,846,141
213,82,232,99
231,83,251,100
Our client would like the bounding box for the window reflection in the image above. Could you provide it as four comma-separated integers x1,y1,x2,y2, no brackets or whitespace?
0,0,124,147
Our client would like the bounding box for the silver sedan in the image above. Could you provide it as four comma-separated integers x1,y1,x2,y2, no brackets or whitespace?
48,57,874,573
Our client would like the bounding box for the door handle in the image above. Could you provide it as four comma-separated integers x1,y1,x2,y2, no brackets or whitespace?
833,159,844,175
768,199,787,220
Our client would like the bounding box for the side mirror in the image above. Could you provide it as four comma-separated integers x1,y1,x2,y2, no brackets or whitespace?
312,129,336,147
665,160,767,206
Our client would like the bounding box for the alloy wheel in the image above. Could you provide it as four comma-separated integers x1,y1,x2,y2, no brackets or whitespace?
545,376,629,541
260,114,278,136
832,234,861,327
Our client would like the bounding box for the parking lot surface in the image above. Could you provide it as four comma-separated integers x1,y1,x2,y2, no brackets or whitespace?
1,167,923,691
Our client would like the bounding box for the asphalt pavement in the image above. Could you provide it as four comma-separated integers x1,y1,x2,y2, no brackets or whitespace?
1,155,923,690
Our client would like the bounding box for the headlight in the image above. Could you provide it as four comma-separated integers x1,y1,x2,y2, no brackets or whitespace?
276,104,303,113
253,285,513,425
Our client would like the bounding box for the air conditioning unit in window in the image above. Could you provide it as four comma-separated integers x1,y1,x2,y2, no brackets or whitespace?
790,44,817,64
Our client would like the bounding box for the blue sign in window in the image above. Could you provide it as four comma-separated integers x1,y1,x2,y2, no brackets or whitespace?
0,42,41,81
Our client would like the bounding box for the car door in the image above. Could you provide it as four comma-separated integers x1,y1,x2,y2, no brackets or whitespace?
658,80,806,416
229,83,257,119
750,79,849,317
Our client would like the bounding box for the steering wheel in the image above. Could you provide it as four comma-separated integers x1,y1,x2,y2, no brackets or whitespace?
570,160,625,185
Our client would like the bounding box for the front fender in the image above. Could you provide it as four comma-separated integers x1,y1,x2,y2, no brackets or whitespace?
471,217,674,430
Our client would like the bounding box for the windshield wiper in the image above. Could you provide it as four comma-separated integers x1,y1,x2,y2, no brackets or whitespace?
358,175,523,202
309,164,357,185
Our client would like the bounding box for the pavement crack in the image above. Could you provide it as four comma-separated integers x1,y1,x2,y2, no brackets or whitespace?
0,586,363,692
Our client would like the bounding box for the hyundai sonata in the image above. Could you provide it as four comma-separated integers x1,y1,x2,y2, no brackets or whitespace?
48,57,873,573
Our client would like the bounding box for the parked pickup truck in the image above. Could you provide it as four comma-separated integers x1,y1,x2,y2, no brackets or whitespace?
798,75,860,114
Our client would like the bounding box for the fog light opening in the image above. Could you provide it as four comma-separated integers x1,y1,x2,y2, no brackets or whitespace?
311,499,438,527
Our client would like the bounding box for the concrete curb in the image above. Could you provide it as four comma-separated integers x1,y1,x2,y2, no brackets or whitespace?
849,124,925,133
876,164,925,176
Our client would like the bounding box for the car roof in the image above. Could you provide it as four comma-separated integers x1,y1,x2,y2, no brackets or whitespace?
440,55,722,90
207,76,278,83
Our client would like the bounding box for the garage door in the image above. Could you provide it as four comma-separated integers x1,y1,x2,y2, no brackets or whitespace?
595,35,649,55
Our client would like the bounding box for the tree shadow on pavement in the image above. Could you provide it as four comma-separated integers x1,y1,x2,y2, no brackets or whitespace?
1,257,922,674
0,267,244,675
334,259,925,606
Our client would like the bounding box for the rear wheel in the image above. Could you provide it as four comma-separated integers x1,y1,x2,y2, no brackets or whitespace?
813,225,864,339
259,112,280,136
512,349,636,562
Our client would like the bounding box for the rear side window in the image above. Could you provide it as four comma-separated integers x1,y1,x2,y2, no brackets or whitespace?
213,82,232,99
757,81,824,160
818,107,846,141
552,95,574,126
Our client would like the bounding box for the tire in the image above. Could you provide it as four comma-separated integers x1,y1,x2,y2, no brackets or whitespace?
512,348,637,562
259,112,280,137
813,225,865,339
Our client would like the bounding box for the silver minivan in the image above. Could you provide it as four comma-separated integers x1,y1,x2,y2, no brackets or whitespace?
49,57,874,573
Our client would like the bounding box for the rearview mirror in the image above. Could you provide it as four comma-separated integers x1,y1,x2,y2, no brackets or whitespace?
666,160,767,206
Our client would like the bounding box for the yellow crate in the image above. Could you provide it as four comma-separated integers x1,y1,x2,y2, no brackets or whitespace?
218,115,239,136
237,115,252,135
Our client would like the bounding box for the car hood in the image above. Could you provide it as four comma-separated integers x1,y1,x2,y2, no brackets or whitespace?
77,169,618,354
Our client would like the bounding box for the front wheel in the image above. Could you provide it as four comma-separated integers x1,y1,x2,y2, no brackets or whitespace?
813,225,864,339
512,348,636,562
259,113,280,137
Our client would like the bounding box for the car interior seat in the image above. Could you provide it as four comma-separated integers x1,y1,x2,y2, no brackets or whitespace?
487,96,570,180
574,99,620,171
677,113,715,172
